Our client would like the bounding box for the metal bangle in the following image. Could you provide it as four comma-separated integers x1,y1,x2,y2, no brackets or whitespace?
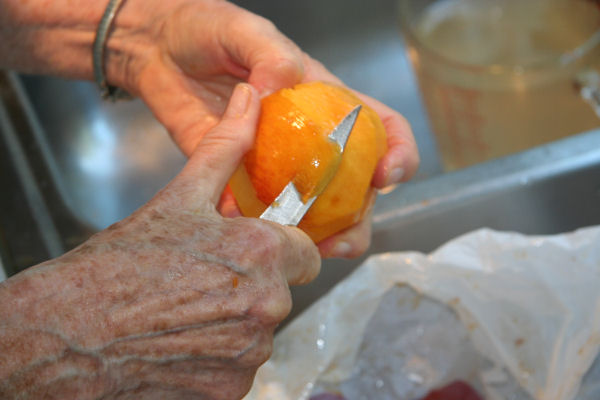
92,0,130,101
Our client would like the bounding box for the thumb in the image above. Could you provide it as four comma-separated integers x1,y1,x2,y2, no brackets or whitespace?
248,55,304,96
168,83,260,209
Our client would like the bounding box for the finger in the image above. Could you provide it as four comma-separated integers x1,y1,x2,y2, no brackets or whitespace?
317,192,376,259
317,209,373,259
355,94,420,187
168,83,260,208
276,225,321,285
226,218,320,286
137,62,238,156
301,53,344,86
217,186,242,218
221,6,305,94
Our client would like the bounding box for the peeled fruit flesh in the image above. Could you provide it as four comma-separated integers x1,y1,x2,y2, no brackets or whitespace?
229,81,388,243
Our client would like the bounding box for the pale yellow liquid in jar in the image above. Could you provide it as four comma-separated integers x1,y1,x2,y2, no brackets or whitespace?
409,0,600,170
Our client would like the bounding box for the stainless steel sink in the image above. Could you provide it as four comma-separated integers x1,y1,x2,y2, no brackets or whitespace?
1,0,599,328
291,129,600,322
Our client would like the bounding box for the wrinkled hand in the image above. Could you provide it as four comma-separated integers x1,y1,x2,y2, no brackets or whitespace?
0,85,320,400
111,0,419,257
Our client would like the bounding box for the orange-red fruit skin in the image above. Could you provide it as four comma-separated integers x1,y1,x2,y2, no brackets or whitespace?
229,81,387,243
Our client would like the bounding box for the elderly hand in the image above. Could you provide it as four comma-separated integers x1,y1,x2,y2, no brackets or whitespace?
103,0,419,258
1,0,419,258
0,85,320,399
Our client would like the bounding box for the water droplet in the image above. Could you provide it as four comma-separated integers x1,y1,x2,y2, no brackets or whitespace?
316,338,325,350
407,372,424,384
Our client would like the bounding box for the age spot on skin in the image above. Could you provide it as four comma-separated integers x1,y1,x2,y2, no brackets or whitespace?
150,210,166,221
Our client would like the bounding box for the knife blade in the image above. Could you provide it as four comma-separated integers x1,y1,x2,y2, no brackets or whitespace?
259,105,362,226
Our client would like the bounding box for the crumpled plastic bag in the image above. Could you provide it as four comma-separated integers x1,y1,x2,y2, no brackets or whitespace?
244,226,600,400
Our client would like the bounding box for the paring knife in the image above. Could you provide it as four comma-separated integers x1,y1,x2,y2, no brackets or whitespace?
259,105,362,226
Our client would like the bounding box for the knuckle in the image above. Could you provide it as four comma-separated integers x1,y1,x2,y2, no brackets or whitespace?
242,11,279,35
214,380,252,400
269,56,304,81
255,15,279,34
239,219,287,264
227,10,275,40
286,227,321,283
259,286,293,324
235,322,275,368
262,291,292,326
202,126,241,150
204,369,256,400
226,371,256,400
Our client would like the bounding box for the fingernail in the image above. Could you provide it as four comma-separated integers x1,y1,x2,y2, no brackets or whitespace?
228,83,252,118
379,183,398,195
332,241,352,257
385,167,404,186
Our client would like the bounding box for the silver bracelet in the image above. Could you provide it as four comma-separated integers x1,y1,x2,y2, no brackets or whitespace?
92,0,130,101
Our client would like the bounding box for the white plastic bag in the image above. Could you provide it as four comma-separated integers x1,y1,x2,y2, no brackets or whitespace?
245,226,600,400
